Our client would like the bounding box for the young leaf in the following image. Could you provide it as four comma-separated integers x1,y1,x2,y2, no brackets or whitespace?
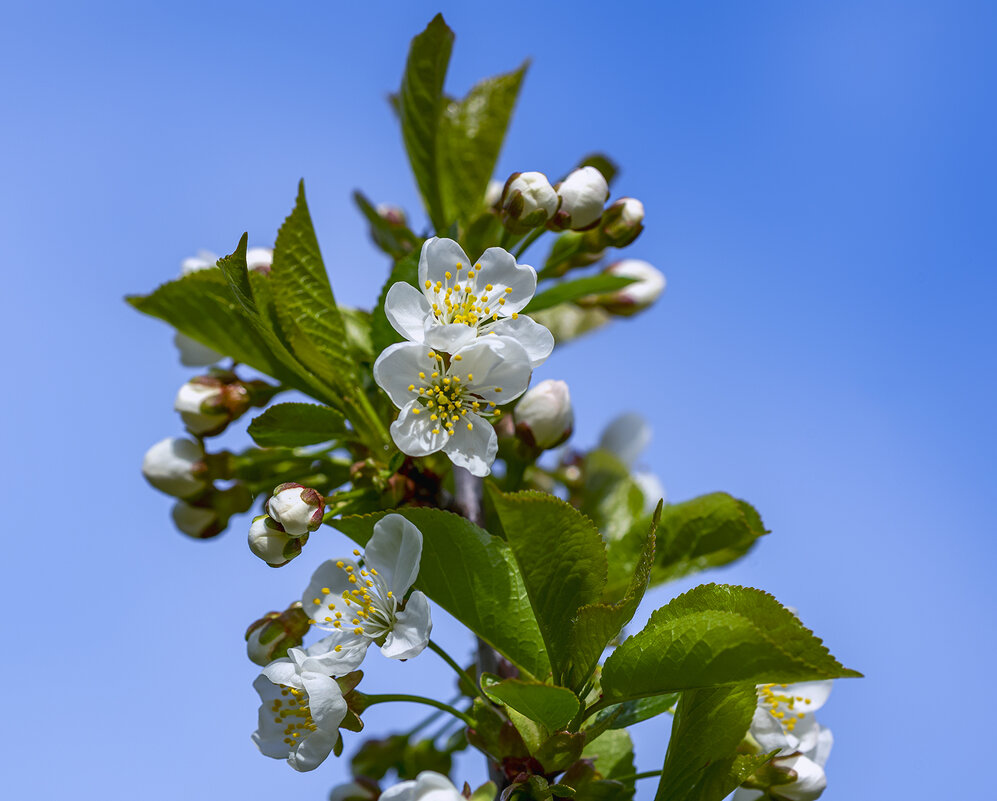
654,684,764,801
332,507,551,680
600,584,861,704
353,190,420,260
591,693,679,732
247,402,347,448
564,506,658,690
527,274,637,313
438,62,528,225
487,488,608,684
270,181,356,390
581,729,636,788
480,674,580,731
398,14,454,231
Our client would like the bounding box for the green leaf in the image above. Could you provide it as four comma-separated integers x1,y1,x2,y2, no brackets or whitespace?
332,507,550,679
398,13,454,231
353,190,420,260
527,274,637,313
534,731,586,773
438,62,528,225
653,493,768,585
582,729,636,785
487,488,608,683
592,693,678,731
582,450,644,545
247,402,347,448
654,685,766,801
270,181,356,390
600,584,861,704
480,674,580,731
564,506,658,690
370,247,422,355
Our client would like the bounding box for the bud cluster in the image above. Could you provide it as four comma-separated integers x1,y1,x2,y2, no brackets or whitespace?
246,483,327,567
175,370,278,437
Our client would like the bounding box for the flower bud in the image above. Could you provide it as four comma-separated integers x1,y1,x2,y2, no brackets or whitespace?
246,246,273,275
376,203,408,227
248,514,307,567
484,179,504,209
245,602,311,665
515,380,574,449
760,754,828,801
328,779,380,801
174,379,229,436
500,171,560,233
142,437,207,498
266,482,326,536
599,197,645,248
600,259,666,316
171,499,223,539
550,166,609,230
179,250,218,276
173,332,222,367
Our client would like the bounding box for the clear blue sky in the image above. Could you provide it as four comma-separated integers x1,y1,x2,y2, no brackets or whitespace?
2,2,994,799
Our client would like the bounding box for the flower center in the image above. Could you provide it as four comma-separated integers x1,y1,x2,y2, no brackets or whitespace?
406,350,502,437
759,684,812,733
270,686,317,746
424,260,516,328
308,555,396,639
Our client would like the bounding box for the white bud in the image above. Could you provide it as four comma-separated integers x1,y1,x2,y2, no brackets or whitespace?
618,197,644,226
328,781,379,801
484,179,504,208
179,250,218,276
599,412,651,467
248,515,300,567
174,380,228,435
504,172,560,219
142,437,207,498
173,332,222,367
246,247,273,273
603,259,666,315
515,379,574,449
556,166,610,229
266,483,325,536
171,500,218,538
766,754,828,801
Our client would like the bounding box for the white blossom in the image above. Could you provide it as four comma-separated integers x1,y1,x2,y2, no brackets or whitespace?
141,437,206,498
266,483,326,537
555,166,609,229
380,772,464,801
383,238,553,367
515,379,574,449
302,514,432,661
252,644,364,772
374,337,533,476
174,380,227,435
603,259,666,315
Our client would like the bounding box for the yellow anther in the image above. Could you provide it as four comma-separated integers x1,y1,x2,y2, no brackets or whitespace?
335,612,343,619
485,283,494,291
345,565,354,572
335,561,344,568
371,568,378,575
467,422,473,430
408,384,415,391
354,627,364,635
425,280,432,289
412,408,421,415
348,575,358,583
467,373,474,380
467,270,475,278
511,312,519,319
419,371,426,379
334,645,343,652
324,616,333,622
494,387,503,392
312,598,321,605
327,603,335,610
387,591,394,597
445,271,452,280
453,353,462,361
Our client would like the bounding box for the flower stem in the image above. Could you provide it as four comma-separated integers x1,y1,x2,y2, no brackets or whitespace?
429,639,489,703
513,227,546,260
362,694,474,727
614,771,663,782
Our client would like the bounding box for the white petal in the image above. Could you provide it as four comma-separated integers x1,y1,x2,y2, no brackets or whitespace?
304,637,370,675
384,282,431,342
380,780,418,801
784,680,833,714
381,591,432,659
442,411,498,477
423,321,476,352
486,315,554,367
261,659,301,689
771,754,827,801
300,672,348,731
598,412,651,467
391,400,449,457
750,704,795,755
365,514,424,597
474,248,537,313
413,772,463,801
174,332,222,367
373,342,435,408
287,729,339,772
303,559,359,630
456,337,533,403
812,725,834,768
418,238,471,287
731,791,764,801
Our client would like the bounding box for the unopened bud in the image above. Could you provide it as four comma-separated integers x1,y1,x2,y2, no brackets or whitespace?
484,179,504,209
599,259,666,316
248,514,306,567
173,332,222,367
245,246,273,275
328,779,380,801
171,500,223,539
266,483,325,536
245,602,311,665
376,203,408,227
142,437,208,498
515,379,574,450
550,166,609,231
500,171,560,233
179,250,218,276
174,379,229,435
600,197,645,248
759,754,828,801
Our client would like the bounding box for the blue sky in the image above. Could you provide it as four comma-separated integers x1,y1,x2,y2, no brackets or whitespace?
2,2,994,799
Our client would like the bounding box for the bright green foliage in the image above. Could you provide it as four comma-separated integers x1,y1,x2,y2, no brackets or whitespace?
247,402,347,448
487,488,608,683
332,508,551,679
398,14,454,231
654,685,769,801
581,729,636,791
269,181,356,393
528,274,637,314
591,693,679,732
438,62,528,225
353,190,420,260
534,731,586,773
564,507,657,690
600,584,860,704
480,674,580,731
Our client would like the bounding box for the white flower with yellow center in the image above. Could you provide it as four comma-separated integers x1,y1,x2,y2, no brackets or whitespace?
374,337,533,476
380,772,465,801
252,644,363,772
302,514,432,661
384,237,553,367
